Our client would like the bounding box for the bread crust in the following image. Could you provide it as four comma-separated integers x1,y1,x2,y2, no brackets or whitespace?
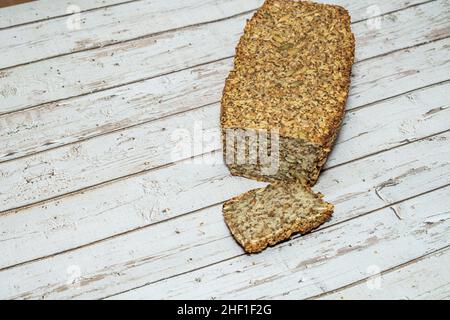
221,0,355,148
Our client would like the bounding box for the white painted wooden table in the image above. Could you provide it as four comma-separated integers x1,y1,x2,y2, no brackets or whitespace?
0,0,449,300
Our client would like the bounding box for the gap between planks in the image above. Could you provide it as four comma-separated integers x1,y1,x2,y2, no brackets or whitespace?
1,103,449,216
0,37,446,264
0,0,429,31
0,5,260,70
8,178,448,298
104,186,450,299
1,0,448,167
1,124,448,268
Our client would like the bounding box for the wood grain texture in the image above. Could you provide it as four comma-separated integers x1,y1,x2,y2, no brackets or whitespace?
1,81,449,269
0,0,264,69
325,81,450,168
0,154,267,269
0,12,248,115
319,247,450,300
1,0,448,115
0,104,221,213
0,0,432,68
0,0,134,29
0,59,232,162
0,131,448,299
0,0,429,30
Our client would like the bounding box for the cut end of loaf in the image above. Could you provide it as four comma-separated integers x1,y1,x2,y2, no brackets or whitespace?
223,131,329,185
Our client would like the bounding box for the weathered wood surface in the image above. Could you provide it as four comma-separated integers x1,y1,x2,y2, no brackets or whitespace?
0,0,428,30
1,0,449,115
1,36,449,164
0,81,449,270
319,247,450,300
0,0,433,68
0,0,264,69
1,132,449,299
1,40,449,212
2,33,450,164
0,0,449,300
110,184,450,300
0,0,135,29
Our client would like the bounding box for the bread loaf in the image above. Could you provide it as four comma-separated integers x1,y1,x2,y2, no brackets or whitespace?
221,0,355,185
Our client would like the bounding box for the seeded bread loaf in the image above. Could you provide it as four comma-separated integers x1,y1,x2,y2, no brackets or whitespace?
221,0,355,185
223,181,333,253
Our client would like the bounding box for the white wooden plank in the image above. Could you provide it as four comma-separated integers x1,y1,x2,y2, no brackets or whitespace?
0,12,248,115
350,0,450,60
1,32,450,165
0,0,264,69
348,36,450,109
1,44,449,167
0,0,135,29
1,0,448,114
0,0,433,69
325,0,430,23
0,81,449,270
325,81,450,168
0,131,448,299
111,185,450,300
319,247,450,300
0,59,232,162
0,103,222,213
0,0,448,300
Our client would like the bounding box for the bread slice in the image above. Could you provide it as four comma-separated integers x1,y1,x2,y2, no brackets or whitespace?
223,181,333,253
221,0,355,186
